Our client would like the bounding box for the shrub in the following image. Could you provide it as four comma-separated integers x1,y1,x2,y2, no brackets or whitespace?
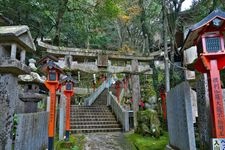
136,109,161,138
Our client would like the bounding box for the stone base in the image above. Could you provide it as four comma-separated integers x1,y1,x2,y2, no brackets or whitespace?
0,59,30,75
165,145,176,150
0,74,18,149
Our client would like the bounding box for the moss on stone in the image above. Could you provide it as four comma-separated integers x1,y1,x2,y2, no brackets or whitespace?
136,109,162,137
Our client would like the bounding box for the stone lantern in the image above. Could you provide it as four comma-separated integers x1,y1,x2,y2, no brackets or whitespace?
61,75,77,141
40,60,63,150
0,26,36,75
181,9,225,146
0,25,36,149
18,74,44,113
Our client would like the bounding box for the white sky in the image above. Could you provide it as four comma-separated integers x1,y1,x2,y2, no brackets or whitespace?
181,0,193,11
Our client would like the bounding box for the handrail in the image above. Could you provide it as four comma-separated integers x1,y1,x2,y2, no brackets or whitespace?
107,91,133,132
84,77,114,106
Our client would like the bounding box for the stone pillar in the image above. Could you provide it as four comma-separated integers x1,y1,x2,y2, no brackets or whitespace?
10,43,17,59
20,50,26,63
47,96,50,112
196,74,212,150
59,94,66,140
131,59,140,130
64,55,72,68
0,74,18,150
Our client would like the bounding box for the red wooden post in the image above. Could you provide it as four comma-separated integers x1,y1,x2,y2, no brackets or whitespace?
64,90,74,140
61,76,76,141
194,40,225,138
160,90,167,121
207,60,225,137
44,81,59,148
42,61,62,150
195,56,225,137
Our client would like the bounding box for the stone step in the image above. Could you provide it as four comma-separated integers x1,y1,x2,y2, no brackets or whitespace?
70,93,121,133
71,124,121,129
70,128,122,134
71,115,116,119
71,121,118,125
71,118,117,122
70,112,113,116
71,109,111,112
71,109,110,112
70,105,109,109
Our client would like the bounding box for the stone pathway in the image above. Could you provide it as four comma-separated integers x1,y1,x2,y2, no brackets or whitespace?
83,132,134,150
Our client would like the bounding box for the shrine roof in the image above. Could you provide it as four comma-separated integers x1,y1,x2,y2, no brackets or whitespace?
181,9,225,51
0,25,36,52
61,75,78,84
41,60,63,74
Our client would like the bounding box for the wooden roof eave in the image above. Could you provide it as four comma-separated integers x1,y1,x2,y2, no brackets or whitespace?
181,9,225,52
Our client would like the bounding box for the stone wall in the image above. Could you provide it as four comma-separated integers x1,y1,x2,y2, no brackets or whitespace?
0,74,18,150
14,112,48,150
167,82,196,150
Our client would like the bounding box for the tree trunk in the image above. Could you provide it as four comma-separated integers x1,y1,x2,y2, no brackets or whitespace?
163,0,170,92
131,59,141,130
53,0,68,46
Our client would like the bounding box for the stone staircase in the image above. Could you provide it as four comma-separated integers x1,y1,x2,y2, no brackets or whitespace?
70,89,122,133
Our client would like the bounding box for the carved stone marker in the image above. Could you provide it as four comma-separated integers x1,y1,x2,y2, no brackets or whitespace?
167,82,196,150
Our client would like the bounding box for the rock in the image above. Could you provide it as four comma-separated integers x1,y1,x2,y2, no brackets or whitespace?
136,109,161,137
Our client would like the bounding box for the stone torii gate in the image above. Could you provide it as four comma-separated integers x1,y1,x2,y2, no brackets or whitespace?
37,40,161,74
37,40,161,130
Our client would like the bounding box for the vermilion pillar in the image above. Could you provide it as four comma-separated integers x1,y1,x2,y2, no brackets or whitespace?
64,91,74,140
207,60,225,138
61,76,76,141
195,54,225,138
44,81,59,150
160,90,167,121
41,60,62,150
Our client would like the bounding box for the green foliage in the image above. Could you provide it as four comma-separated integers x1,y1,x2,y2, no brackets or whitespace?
125,132,169,150
220,69,225,87
190,0,225,23
0,0,164,53
140,74,156,102
170,67,185,88
12,114,18,141
55,134,85,150
95,0,121,19
136,109,162,138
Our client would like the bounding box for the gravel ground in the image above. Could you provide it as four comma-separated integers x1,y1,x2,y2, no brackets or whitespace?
83,132,134,150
